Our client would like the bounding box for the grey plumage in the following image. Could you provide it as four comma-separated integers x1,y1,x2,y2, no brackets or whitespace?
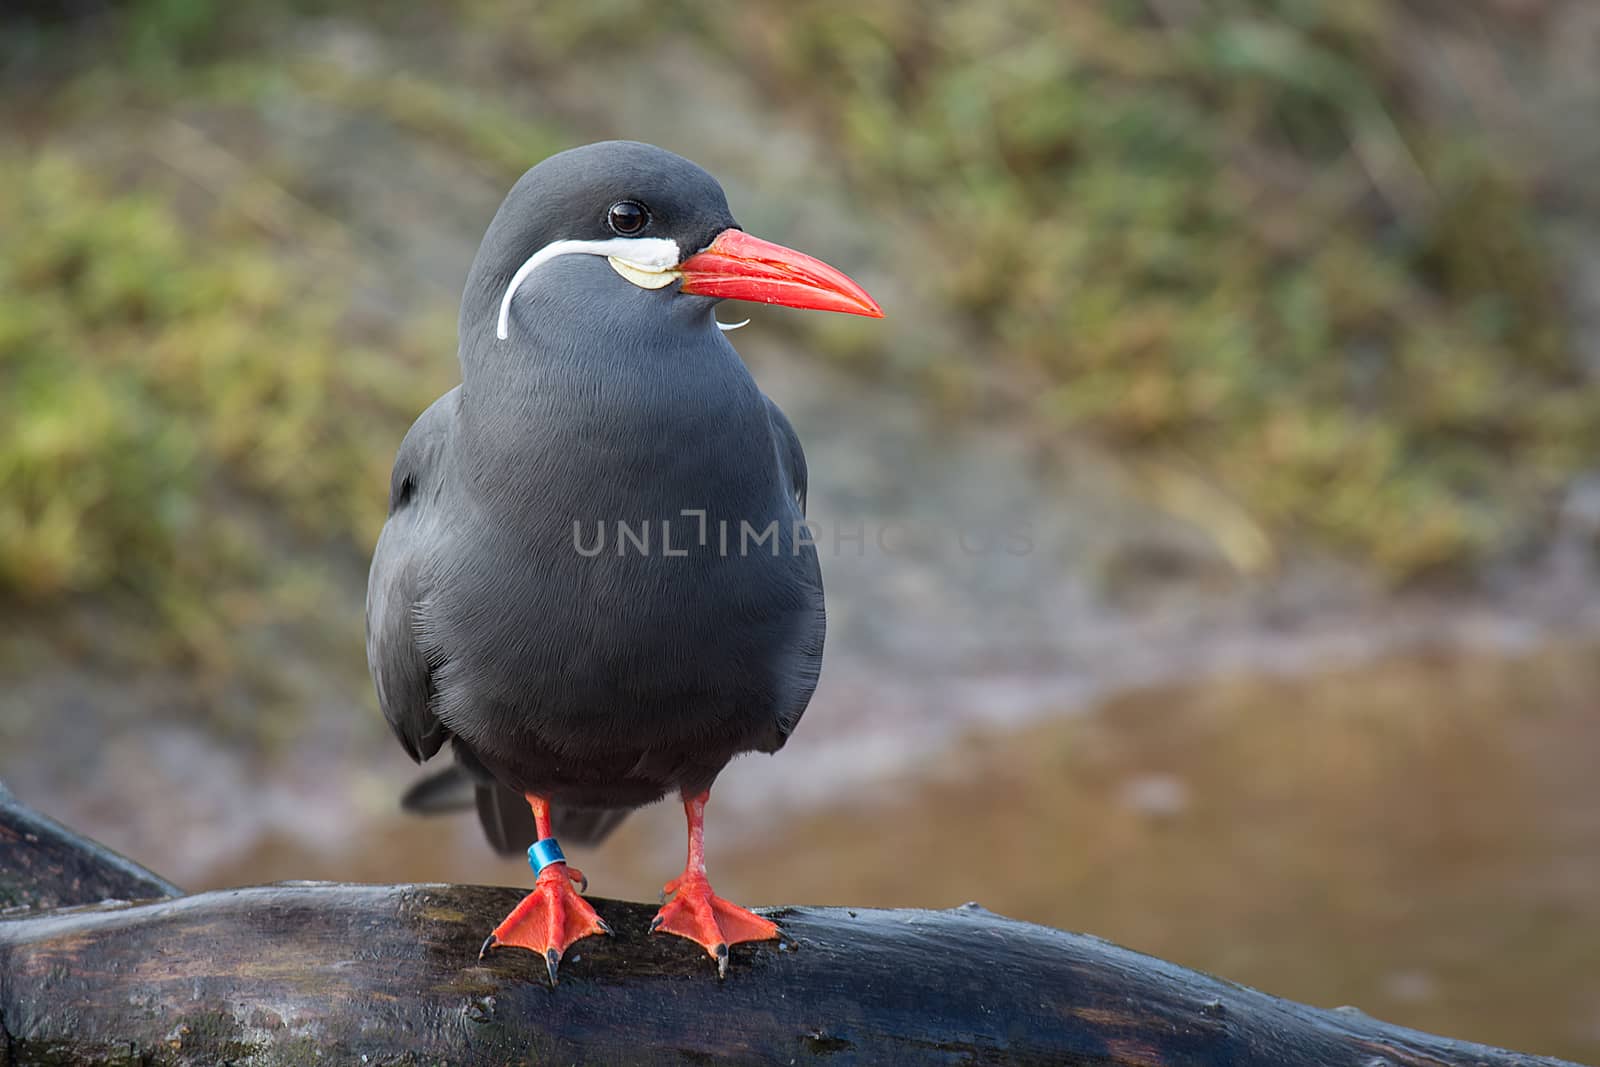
367,142,825,853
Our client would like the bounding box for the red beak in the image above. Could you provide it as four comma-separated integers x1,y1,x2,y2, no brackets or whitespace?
677,228,883,318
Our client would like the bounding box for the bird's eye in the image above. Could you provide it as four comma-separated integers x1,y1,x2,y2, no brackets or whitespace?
607,201,649,236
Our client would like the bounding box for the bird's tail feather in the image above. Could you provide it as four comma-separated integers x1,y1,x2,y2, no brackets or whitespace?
402,764,630,854
475,784,631,853
551,806,631,847
474,781,538,855
399,765,476,814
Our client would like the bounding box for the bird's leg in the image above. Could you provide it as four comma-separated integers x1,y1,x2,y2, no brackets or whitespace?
479,792,609,984
649,788,779,977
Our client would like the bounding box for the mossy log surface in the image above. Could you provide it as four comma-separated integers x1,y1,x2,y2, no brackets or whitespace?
0,787,1583,1067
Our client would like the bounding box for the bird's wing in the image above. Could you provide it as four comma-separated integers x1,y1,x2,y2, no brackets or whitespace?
764,394,809,516
763,394,825,744
366,389,458,764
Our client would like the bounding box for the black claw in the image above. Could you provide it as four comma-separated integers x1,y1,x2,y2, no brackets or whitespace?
575,872,589,894
648,915,664,933
544,948,561,986
478,935,498,960
714,943,729,980
597,916,613,936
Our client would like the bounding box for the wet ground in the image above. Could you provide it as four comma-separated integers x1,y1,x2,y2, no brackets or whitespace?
171,639,1600,1064
726,640,1600,1063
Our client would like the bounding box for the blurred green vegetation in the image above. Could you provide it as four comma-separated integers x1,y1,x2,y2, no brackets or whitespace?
0,152,446,667
679,0,1589,577
1,0,1594,661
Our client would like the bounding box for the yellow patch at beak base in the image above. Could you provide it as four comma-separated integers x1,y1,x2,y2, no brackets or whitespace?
608,258,679,290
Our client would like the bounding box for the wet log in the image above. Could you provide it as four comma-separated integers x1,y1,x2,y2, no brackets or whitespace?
0,789,1583,1067
0,781,179,911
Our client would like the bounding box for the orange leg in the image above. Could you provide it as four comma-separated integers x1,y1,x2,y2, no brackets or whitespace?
650,788,779,977
479,793,609,984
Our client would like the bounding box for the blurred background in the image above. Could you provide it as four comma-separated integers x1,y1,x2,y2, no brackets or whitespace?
2,0,1598,1059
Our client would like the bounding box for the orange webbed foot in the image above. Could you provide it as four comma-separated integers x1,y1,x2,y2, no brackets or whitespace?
650,873,779,978
480,864,609,984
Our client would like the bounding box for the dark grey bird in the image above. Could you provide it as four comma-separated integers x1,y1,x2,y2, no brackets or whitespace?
366,140,881,982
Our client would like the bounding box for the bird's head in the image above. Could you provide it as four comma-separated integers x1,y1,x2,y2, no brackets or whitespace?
467,141,882,345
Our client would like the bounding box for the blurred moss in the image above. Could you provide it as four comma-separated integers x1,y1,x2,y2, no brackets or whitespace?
124,0,225,68
3,0,1595,630
581,0,1588,580
767,2,1584,577
0,154,445,665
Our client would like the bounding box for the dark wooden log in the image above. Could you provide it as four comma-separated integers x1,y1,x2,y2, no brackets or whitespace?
0,789,1583,1066
0,782,179,912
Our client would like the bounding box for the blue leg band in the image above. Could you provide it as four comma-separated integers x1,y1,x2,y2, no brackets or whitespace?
528,837,566,876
